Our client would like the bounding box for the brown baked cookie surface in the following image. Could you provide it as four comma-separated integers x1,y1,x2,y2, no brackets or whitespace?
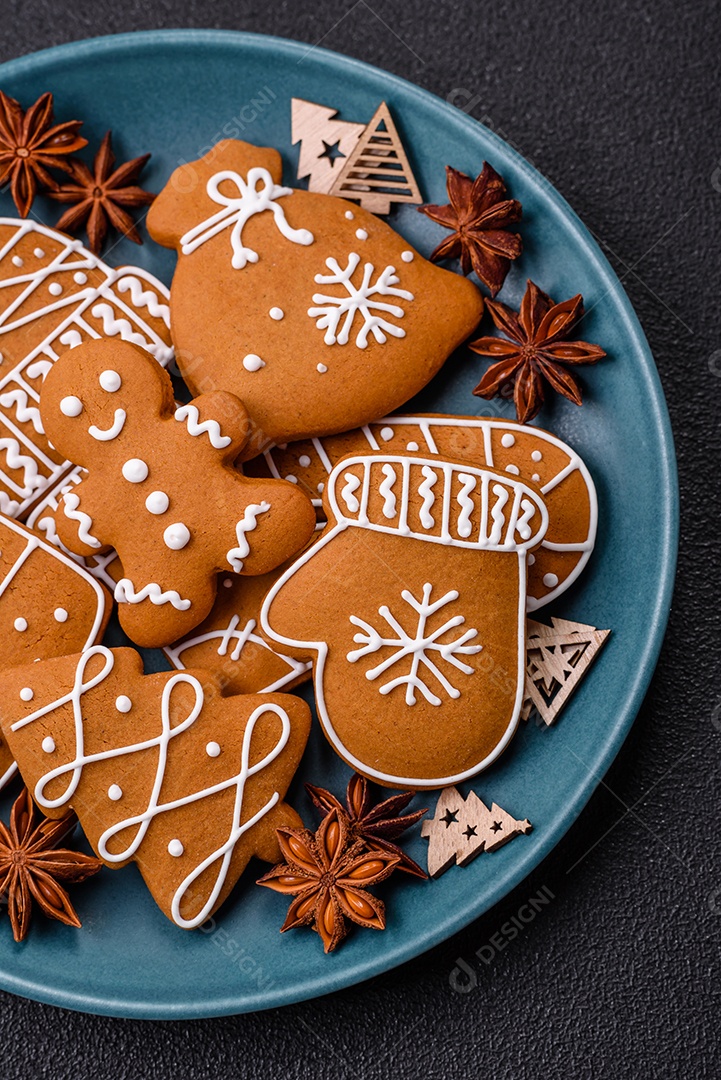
147,140,483,452
0,646,312,929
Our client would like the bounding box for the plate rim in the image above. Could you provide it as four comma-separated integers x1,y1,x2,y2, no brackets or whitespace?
0,27,679,1019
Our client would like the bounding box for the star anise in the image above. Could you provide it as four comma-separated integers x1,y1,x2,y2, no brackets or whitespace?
307,773,428,878
49,130,155,254
418,162,522,296
469,279,607,423
257,808,399,953
0,787,101,942
0,90,87,217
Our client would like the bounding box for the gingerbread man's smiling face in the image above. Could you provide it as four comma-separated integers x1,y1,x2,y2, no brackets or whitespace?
40,340,317,648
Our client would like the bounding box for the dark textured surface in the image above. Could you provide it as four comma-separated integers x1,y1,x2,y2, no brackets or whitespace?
0,1,718,1076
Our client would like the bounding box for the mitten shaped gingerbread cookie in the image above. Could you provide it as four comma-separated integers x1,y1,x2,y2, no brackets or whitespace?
147,139,483,452
0,646,311,929
261,452,549,790
40,339,317,647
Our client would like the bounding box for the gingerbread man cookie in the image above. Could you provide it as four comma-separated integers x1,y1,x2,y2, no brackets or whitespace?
0,217,173,519
147,139,483,452
0,646,311,929
261,451,549,789
39,339,317,648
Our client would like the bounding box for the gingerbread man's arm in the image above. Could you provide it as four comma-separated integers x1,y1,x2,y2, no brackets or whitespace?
173,392,252,463
55,477,114,558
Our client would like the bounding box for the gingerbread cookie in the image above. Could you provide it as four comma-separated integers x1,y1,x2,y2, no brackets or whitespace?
261,451,548,789
147,139,483,452
0,646,311,929
246,414,596,609
0,218,173,519
39,339,317,648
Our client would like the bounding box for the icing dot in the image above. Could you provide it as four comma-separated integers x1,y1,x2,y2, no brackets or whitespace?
108,784,123,801
298,454,311,467
401,250,414,263
345,210,355,220
528,553,536,565
48,282,63,296
60,395,83,417
164,522,191,550
269,307,284,320
20,687,34,701
355,228,368,240
316,363,327,373
122,458,148,483
501,433,516,448
74,271,88,284
168,839,184,858
206,741,221,758
380,427,395,441
543,573,559,588
11,255,23,267
406,441,419,452
505,464,520,475
532,473,541,482
115,695,132,713
243,353,265,372
53,608,68,623
99,369,122,392
317,481,325,492
531,450,543,462
42,736,56,754
285,474,298,484
13,617,27,632
145,490,169,515
34,247,45,259
223,578,233,588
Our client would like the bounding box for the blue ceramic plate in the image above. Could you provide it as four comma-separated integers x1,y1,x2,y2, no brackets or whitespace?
0,29,677,1018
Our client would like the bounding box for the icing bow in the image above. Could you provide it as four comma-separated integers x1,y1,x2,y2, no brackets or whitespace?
180,167,314,269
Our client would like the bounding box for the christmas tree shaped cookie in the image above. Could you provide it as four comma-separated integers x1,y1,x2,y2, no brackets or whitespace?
0,646,312,929
147,139,483,451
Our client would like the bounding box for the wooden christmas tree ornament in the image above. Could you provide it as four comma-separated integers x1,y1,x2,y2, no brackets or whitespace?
327,102,423,214
522,617,611,726
421,786,531,878
291,98,366,195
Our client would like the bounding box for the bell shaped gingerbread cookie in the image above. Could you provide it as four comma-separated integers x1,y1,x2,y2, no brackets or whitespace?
261,452,549,789
147,139,483,452
39,339,317,647
0,646,311,929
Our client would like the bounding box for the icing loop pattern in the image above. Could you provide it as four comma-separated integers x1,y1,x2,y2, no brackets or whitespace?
179,168,314,269
308,253,414,348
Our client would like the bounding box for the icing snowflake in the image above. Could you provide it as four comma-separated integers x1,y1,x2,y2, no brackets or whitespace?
346,582,482,706
308,252,414,348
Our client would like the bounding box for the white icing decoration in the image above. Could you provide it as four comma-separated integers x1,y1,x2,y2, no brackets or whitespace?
226,502,271,572
501,433,516,448
418,466,437,529
42,736,56,753
89,408,126,441
531,450,543,462
174,404,231,449
532,473,541,483
20,687,33,701
406,441,419,452
179,167,314,269
115,696,132,713
285,475,297,484
63,492,102,548
74,271,87,284
379,463,397,519
11,647,292,929
116,275,171,321
115,579,191,611
316,363,327,373
309,253,414,348
206,742,221,758
146,490,169,515
223,578,233,588
168,839,184,858
49,282,63,296
242,354,265,372
380,427,394,441
340,472,361,513
528,553,536,565
60,396,83,417
11,255,23,267
58,330,82,349
122,458,149,483
489,484,510,545
33,248,45,259
516,498,537,541
163,522,191,550
269,307,284,320
543,573,559,588
505,464,520,475
355,228,368,240
456,473,476,539
108,784,123,801
0,389,44,434
99,369,122,392
401,251,414,262
347,583,483,706
25,359,53,381
54,608,68,623
298,455,311,468
345,210,354,220
14,617,27,631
